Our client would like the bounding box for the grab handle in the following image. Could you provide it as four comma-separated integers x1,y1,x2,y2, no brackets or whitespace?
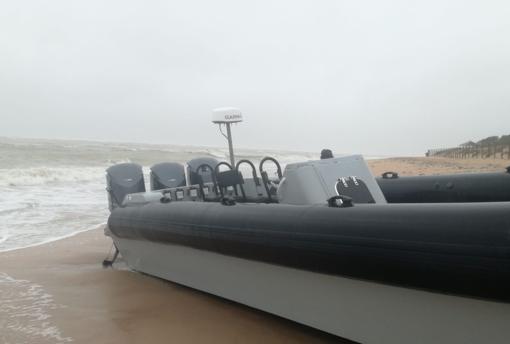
259,157,283,179
259,157,282,201
236,160,261,186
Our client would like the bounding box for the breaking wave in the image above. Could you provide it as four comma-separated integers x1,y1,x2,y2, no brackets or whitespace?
0,167,105,187
0,137,325,252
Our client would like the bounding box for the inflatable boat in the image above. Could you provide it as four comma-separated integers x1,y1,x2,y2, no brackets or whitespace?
104,155,510,343
104,109,510,343
377,167,510,203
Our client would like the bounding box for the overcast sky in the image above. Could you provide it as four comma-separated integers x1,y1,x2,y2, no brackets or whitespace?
1,1,509,156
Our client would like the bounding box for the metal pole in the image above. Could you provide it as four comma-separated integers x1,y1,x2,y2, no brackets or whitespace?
225,123,235,167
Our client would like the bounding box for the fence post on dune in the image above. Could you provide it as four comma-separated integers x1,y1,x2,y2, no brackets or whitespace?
426,143,510,160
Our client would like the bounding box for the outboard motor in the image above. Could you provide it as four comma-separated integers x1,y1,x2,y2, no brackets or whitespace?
106,163,146,211
150,162,186,190
187,157,219,185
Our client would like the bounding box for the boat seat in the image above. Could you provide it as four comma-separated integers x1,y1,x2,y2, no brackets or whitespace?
216,169,244,198
216,169,244,189
236,159,277,203
213,162,270,203
240,178,267,198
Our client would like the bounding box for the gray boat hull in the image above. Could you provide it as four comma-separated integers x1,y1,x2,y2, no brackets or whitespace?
110,234,510,344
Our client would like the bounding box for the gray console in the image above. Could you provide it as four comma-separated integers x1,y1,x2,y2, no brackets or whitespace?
277,155,387,205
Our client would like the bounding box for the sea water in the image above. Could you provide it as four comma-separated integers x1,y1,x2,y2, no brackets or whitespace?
0,137,320,252
0,272,72,344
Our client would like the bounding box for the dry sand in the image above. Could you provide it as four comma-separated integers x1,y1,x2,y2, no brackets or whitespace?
1,157,509,344
368,156,509,176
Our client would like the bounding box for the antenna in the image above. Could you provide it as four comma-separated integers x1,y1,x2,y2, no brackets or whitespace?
212,107,243,167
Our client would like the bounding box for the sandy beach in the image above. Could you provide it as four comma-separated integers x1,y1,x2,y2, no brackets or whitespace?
368,156,509,176
1,157,509,344
0,228,341,344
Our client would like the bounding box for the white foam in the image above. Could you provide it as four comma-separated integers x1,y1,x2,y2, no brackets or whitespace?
0,181,108,252
0,273,73,343
0,223,105,253
0,166,105,187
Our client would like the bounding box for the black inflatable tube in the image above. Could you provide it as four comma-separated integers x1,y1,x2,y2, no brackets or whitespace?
108,201,510,302
377,171,510,203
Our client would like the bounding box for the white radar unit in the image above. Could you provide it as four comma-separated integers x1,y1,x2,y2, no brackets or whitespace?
212,107,243,124
212,107,243,167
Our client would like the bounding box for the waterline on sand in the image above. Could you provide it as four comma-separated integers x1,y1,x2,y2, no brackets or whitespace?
0,272,73,343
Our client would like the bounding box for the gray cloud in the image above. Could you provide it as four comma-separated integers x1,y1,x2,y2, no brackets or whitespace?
1,0,509,156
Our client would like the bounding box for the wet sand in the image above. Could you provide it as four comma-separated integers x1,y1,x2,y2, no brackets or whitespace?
0,229,343,344
1,157,508,343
